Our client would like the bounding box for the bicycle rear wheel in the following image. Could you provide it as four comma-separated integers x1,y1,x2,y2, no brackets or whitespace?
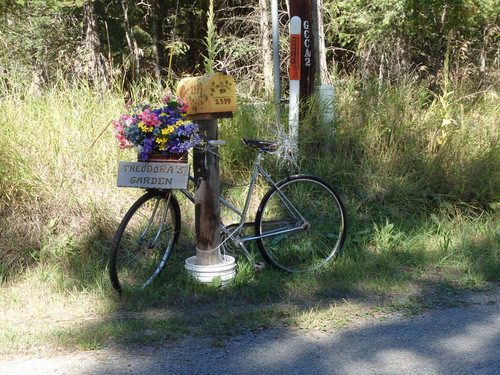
255,175,346,272
109,190,181,292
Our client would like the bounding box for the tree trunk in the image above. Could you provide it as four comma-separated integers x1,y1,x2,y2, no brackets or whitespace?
122,0,141,82
430,4,448,96
312,0,327,85
259,0,273,94
150,16,162,85
479,27,489,88
79,0,108,86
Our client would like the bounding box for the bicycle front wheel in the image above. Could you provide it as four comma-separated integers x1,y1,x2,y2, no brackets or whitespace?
255,175,346,272
109,191,181,292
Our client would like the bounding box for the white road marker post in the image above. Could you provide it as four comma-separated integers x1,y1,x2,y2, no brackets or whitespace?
289,16,301,147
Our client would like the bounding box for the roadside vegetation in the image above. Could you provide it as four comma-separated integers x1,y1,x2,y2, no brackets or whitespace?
1,70,499,354
1,0,499,356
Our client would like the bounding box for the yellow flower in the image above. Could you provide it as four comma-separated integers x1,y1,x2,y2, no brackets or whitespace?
138,121,153,133
162,126,175,135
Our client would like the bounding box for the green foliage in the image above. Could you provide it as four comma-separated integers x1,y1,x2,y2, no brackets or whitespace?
323,74,500,218
1,0,498,95
0,0,80,82
326,0,499,82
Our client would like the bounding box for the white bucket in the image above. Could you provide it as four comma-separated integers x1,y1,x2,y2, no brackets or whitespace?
184,255,236,284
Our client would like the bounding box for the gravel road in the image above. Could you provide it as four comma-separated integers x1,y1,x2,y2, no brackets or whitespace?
1,284,499,375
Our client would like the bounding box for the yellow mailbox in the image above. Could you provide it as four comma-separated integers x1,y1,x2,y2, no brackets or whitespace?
176,72,237,117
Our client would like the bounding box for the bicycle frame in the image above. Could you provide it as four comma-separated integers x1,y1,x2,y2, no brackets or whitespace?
177,148,308,260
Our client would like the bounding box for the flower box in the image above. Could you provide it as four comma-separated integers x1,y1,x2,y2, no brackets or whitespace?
113,95,201,190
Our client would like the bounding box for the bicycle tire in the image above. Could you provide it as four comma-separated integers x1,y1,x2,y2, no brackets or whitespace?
255,175,346,272
109,190,181,292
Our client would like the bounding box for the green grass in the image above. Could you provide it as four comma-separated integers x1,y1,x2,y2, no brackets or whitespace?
0,74,499,355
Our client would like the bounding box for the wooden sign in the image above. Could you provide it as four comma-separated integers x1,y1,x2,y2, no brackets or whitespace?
176,72,237,116
117,162,190,190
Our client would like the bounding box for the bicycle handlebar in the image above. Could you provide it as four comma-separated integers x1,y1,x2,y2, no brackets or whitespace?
208,140,226,147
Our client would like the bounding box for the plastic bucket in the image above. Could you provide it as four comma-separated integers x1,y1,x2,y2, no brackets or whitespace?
185,255,236,283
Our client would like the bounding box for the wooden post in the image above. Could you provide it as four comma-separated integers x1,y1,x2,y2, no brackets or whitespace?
177,73,237,268
193,117,221,265
289,0,315,99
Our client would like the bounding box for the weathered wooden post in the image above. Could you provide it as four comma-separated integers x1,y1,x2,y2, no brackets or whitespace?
289,0,315,99
192,117,221,266
177,73,237,280
289,0,334,151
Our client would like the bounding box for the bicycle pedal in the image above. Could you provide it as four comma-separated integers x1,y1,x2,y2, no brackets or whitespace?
253,261,265,271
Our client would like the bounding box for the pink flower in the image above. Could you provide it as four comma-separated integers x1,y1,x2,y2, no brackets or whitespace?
112,120,124,133
162,95,172,104
114,133,132,149
140,108,161,127
177,98,188,112
113,115,133,134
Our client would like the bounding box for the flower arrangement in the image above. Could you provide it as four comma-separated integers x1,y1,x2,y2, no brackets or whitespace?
113,95,202,161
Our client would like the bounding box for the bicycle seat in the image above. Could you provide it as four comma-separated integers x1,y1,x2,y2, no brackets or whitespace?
243,139,278,152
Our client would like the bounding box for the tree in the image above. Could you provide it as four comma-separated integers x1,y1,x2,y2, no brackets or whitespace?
215,0,280,96
121,0,141,81
312,0,328,85
1,0,497,92
259,0,273,94
323,0,499,86
0,0,81,86
75,0,109,85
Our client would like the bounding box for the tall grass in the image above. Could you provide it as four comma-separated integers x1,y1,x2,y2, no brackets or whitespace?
0,80,139,294
0,72,499,354
323,76,500,217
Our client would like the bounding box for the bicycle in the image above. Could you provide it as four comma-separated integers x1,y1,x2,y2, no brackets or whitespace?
109,138,347,293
